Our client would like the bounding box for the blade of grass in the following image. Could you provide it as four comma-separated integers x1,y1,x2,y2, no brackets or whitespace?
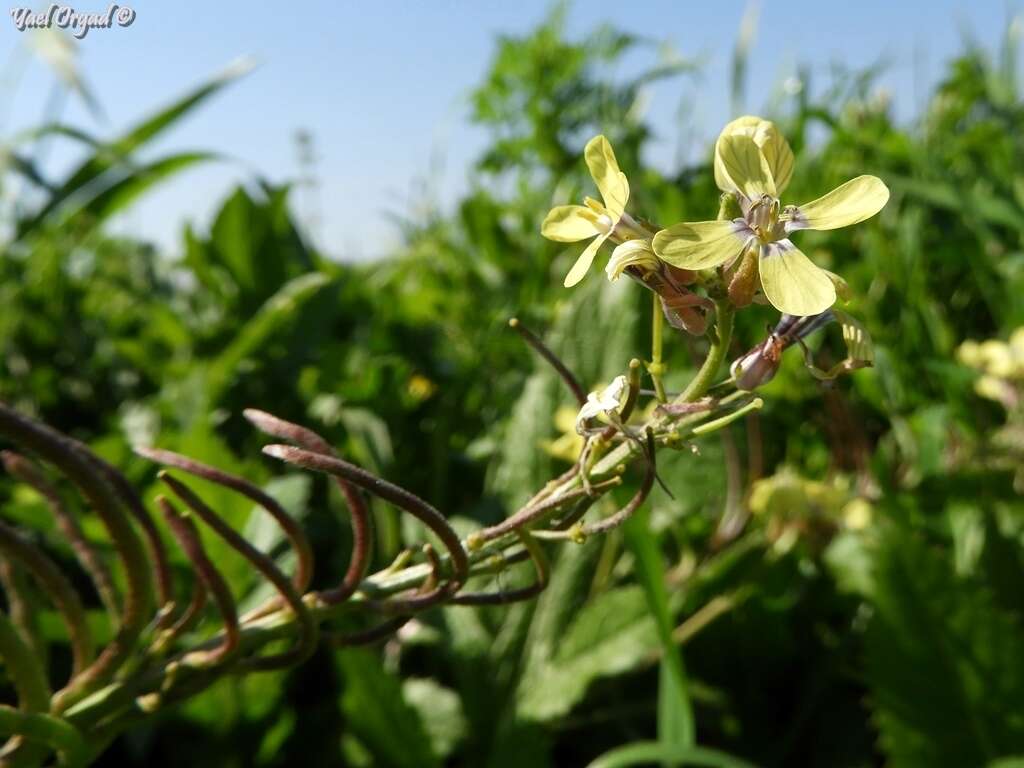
623,508,694,750
587,742,759,768
16,57,253,239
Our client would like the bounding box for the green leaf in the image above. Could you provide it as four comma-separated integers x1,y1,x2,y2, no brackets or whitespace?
402,678,468,759
65,151,218,232
863,525,1024,767
204,271,334,405
337,649,439,768
517,582,659,721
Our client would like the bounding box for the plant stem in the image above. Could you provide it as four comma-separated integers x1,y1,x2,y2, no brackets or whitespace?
648,292,667,403
679,299,734,403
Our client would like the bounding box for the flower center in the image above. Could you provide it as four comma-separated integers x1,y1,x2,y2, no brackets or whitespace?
745,194,784,243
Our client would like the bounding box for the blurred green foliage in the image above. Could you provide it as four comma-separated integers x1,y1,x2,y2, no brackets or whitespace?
2,5,1024,767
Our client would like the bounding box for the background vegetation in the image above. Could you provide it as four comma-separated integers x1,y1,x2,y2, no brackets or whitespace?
2,6,1023,767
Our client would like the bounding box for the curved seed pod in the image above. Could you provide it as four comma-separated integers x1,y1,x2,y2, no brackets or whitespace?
135,447,313,594
520,460,583,512
158,472,318,671
261,445,469,596
0,402,153,711
0,611,50,712
452,531,549,606
150,577,208,658
327,543,441,645
0,615,51,766
550,497,598,531
476,477,621,543
328,616,412,647
243,409,371,604
0,560,45,672
582,431,657,535
2,451,119,617
72,442,175,627
0,521,94,677
155,497,239,666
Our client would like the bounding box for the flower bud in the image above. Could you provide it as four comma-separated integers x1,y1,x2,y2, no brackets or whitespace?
730,338,784,391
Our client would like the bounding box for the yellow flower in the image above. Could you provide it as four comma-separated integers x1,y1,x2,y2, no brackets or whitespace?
543,406,585,463
542,135,630,287
653,116,889,316
604,239,660,282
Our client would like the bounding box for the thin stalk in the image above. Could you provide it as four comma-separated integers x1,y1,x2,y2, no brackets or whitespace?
679,300,735,403
648,292,668,402
509,318,587,405
692,398,763,436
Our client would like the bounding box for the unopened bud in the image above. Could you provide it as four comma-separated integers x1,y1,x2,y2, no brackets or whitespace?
731,338,783,391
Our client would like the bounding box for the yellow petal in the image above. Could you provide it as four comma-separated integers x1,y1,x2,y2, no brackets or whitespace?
758,240,836,316
788,175,889,231
606,239,659,281
715,116,795,194
715,133,776,199
834,310,874,365
584,135,629,219
652,220,751,270
822,269,853,302
542,205,600,242
563,233,607,288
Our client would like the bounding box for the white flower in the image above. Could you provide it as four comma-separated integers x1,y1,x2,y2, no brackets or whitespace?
575,375,628,434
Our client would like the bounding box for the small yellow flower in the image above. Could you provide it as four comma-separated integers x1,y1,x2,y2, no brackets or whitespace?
542,135,630,287
653,116,889,316
604,239,660,282
407,374,437,402
543,406,585,463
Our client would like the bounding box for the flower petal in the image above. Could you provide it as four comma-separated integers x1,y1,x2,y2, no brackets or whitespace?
715,116,795,194
606,239,659,281
715,133,776,199
542,205,600,242
652,220,752,270
787,175,889,232
584,135,629,219
576,375,628,433
758,239,836,316
563,232,607,288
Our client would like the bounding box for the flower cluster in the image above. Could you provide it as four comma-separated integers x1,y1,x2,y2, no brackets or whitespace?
542,116,885,408
542,117,888,317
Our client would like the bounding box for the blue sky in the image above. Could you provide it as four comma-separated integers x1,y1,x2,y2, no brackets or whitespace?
0,1,1016,259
